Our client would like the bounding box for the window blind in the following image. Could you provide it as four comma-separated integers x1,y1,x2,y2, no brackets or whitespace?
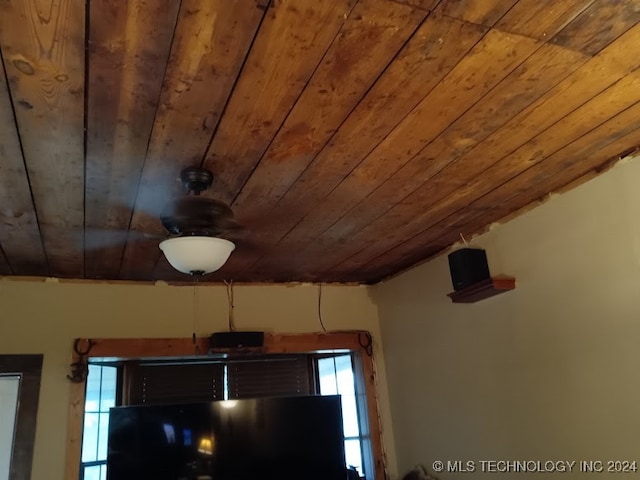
123,355,313,405
226,355,313,399
124,362,225,405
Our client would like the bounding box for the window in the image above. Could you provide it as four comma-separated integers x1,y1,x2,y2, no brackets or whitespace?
76,332,385,480
79,349,376,479
318,354,369,478
80,365,118,480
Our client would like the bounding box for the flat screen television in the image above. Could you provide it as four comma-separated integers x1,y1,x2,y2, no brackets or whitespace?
107,395,347,480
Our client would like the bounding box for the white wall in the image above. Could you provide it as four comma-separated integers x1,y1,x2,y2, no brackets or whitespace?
373,156,640,479
0,280,396,479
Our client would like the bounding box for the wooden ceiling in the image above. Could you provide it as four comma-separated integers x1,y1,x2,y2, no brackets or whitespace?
1,0,639,284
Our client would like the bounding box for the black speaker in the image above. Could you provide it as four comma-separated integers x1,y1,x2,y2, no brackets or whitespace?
210,331,264,349
448,248,491,291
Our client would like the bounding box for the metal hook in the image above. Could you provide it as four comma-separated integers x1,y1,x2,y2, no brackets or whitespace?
67,338,94,383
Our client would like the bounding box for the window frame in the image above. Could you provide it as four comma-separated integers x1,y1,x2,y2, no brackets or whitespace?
0,354,43,480
64,332,386,480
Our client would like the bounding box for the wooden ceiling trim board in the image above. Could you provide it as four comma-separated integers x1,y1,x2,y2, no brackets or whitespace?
551,0,640,56
0,0,85,278
201,0,356,206
251,28,540,275
232,0,427,213
435,0,519,27
330,83,640,278
84,0,180,279
366,119,640,282
313,42,588,246
220,14,488,275
495,0,595,40
0,51,47,275
119,0,265,280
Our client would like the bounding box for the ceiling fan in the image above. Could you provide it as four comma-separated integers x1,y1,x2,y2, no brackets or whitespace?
84,166,246,276
157,166,243,276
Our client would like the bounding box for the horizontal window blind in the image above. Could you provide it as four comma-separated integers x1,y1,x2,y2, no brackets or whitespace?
123,355,313,405
124,363,224,405
227,355,312,399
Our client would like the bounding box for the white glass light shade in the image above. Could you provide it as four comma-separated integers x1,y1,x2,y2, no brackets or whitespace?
159,236,235,275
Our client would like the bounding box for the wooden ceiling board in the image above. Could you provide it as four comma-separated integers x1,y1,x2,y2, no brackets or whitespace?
1,0,639,284
84,0,180,279
0,0,85,277
232,0,428,213
119,0,265,280
308,42,588,248
252,28,540,275
357,18,640,233
0,55,47,275
221,14,488,275
363,111,640,282
436,0,519,27
0,247,10,275
485,105,640,210
551,0,640,55
496,0,595,40
398,0,439,10
328,75,640,279
201,0,356,205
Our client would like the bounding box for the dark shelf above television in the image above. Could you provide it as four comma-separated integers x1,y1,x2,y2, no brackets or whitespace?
447,276,516,303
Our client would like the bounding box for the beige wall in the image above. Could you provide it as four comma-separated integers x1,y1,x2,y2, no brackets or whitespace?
373,156,640,478
0,280,396,479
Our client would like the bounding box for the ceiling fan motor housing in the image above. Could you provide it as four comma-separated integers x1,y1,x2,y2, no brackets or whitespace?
181,166,214,195
162,167,239,237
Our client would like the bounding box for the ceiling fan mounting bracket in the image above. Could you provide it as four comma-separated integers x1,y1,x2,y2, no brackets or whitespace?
181,166,214,196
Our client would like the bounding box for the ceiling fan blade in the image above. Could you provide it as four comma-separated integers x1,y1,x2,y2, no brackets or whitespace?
83,228,163,251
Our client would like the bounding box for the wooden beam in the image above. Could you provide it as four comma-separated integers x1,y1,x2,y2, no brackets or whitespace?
0,0,85,277
84,0,180,279
65,332,387,480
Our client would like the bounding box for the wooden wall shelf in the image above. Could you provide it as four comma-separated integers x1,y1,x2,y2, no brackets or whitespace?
447,276,515,303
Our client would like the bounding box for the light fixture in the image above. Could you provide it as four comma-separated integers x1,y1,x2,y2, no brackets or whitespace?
159,236,235,275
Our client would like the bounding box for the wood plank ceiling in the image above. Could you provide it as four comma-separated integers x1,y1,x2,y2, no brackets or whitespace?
1,0,639,284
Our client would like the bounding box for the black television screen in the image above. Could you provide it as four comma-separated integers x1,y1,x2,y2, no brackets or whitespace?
107,395,347,480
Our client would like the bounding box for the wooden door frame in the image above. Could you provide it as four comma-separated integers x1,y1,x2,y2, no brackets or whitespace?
65,331,387,479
